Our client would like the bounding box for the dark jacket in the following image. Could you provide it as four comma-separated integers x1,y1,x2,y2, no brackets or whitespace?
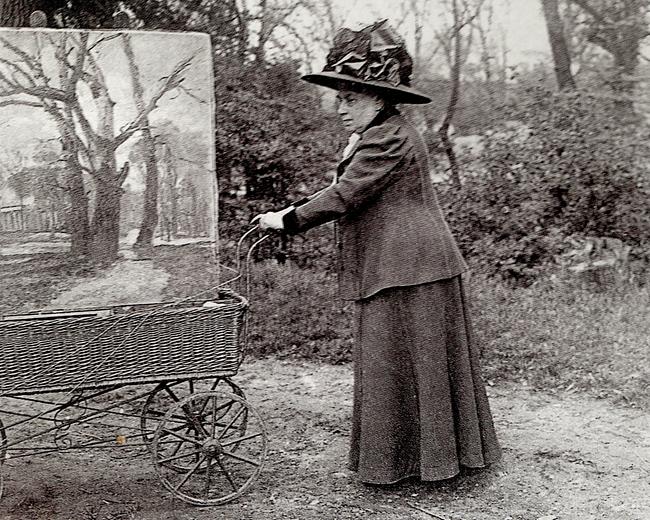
284,110,467,300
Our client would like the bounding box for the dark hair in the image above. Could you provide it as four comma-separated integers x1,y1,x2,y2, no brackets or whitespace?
335,81,400,108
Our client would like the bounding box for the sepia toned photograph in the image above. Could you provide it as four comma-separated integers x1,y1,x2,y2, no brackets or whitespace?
0,1,648,519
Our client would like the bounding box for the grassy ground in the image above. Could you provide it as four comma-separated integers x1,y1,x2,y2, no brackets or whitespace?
155,244,649,410
0,252,94,316
2,240,646,410
472,276,650,409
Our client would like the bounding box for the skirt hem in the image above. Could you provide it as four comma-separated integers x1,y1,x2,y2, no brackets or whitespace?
352,459,501,486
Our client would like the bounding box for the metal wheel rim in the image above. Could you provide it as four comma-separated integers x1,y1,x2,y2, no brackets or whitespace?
151,391,267,506
141,378,247,473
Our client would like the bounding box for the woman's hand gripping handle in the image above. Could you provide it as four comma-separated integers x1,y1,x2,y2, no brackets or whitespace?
250,205,294,231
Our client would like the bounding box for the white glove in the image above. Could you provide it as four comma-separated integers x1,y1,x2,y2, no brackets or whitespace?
252,206,294,230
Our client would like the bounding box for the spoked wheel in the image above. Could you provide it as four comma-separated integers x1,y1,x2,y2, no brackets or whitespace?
0,416,6,500
141,378,246,472
151,391,267,506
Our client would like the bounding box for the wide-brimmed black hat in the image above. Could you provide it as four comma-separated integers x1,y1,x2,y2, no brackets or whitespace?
302,20,431,104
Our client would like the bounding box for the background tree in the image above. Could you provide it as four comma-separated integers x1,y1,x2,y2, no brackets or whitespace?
129,120,211,242
0,0,32,26
439,84,650,282
121,0,249,60
435,0,484,185
158,122,210,240
1,0,646,284
5,164,29,209
470,0,503,120
568,0,650,116
0,0,121,28
541,0,577,90
216,61,339,231
0,149,27,206
29,141,68,234
122,34,160,250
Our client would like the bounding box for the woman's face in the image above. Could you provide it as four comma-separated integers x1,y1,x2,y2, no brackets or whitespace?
336,89,383,134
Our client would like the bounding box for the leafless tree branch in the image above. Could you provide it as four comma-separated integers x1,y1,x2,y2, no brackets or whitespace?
0,99,43,108
569,0,608,24
87,33,123,53
115,56,195,148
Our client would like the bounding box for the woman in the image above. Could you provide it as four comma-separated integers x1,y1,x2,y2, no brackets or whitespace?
254,20,501,485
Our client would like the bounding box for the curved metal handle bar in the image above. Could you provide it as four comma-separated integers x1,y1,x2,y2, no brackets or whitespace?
218,226,269,290
235,225,262,276
245,234,270,301
236,231,270,364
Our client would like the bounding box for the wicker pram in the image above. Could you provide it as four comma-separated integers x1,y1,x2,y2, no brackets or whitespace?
0,288,247,396
0,229,270,507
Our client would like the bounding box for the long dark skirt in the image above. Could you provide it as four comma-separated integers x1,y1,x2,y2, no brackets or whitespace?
348,276,501,484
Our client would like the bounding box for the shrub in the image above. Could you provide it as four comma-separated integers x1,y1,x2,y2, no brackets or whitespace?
440,86,650,284
215,61,341,264
245,261,353,363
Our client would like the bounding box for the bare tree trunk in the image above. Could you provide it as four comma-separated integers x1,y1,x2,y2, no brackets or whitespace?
569,0,647,118
541,0,576,91
254,0,269,66
58,119,91,257
40,35,93,258
610,41,640,118
66,168,90,257
190,187,198,235
438,0,463,187
0,0,67,27
122,35,159,250
474,0,498,124
134,129,158,247
410,0,424,68
167,152,179,239
252,0,303,67
90,172,123,264
85,54,127,264
47,104,92,257
159,144,179,239
229,0,249,62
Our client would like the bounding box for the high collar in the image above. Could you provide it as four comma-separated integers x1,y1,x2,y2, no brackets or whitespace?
363,105,400,133
337,106,401,171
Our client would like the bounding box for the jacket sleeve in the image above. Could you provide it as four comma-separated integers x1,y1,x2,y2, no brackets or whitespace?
283,123,411,235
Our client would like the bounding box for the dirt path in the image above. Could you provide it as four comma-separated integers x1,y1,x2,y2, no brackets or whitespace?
0,358,648,520
1,260,648,519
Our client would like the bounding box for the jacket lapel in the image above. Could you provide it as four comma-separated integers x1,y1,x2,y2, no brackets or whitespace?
335,137,362,179
335,113,403,180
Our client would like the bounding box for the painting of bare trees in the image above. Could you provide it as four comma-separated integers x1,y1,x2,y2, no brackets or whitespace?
0,28,214,264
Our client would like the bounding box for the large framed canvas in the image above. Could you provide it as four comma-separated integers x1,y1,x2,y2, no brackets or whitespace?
0,28,217,309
